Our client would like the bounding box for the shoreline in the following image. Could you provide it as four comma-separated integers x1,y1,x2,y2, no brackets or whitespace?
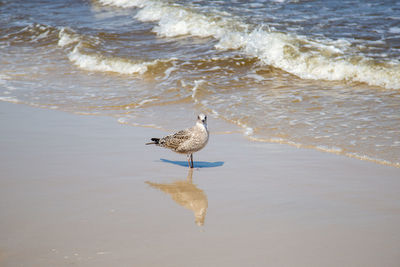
1,101,400,267
5,97,398,169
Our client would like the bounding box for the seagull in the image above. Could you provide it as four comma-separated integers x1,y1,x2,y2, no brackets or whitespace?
146,114,209,168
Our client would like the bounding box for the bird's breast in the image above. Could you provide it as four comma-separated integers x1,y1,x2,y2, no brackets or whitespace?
176,127,208,153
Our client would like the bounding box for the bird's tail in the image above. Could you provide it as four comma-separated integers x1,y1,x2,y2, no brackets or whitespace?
145,138,160,145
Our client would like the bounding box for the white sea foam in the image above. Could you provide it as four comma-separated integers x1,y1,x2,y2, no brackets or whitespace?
220,28,400,89
249,135,400,167
246,73,265,82
134,2,163,22
0,74,10,84
97,0,146,8
192,80,205,102
34,29,50,42
163,65,177,80
389,27,400,34
316,145,343,154
67,45,155,75
100,0,400,90
57,28,155,75
0,96,20,104
244,127,254,136
234,120,255,136
10,24,56,43
136,3,229,38
58,28,80,47
0,75,18,92
345,152,400,168
137,98,156,107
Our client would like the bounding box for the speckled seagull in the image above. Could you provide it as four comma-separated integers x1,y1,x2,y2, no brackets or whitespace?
146,114,209,168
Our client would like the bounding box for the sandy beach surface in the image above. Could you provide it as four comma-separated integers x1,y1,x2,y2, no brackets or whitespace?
1,101,400,267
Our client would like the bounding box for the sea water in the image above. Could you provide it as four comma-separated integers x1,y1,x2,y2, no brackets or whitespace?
1,0,399,167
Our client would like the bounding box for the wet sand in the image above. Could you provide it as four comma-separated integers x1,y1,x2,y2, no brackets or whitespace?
1,101,400,267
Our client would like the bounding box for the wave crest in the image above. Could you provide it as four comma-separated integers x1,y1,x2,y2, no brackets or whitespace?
227,28,400,89
97,0,146,8
98,0,400,89
58,28,169,75
1,23,59,45
69,46,150,74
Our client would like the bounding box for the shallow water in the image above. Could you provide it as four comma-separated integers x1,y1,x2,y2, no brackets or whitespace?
1,0,399,166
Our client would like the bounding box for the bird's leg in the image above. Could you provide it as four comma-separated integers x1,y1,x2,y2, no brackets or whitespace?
190,153,194,168
187,167,193,182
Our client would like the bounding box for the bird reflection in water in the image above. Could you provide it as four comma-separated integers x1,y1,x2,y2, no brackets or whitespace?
145,168,208,226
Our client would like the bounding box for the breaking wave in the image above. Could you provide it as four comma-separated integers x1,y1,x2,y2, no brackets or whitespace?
98,0,400,89
68,45,155,75
58,28,167,75
1,23,59,45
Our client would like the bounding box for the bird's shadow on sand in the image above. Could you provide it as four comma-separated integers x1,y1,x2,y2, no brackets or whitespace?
160,158,224,168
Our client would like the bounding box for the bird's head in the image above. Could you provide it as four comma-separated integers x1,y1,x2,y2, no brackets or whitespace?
197,113,207,124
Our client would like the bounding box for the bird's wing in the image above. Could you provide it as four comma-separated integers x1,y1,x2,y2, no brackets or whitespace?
160,128,192,150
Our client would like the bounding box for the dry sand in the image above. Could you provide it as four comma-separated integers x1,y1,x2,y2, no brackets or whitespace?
1,101,400,267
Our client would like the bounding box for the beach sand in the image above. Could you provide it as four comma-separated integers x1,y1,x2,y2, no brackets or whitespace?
1,101,400,267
